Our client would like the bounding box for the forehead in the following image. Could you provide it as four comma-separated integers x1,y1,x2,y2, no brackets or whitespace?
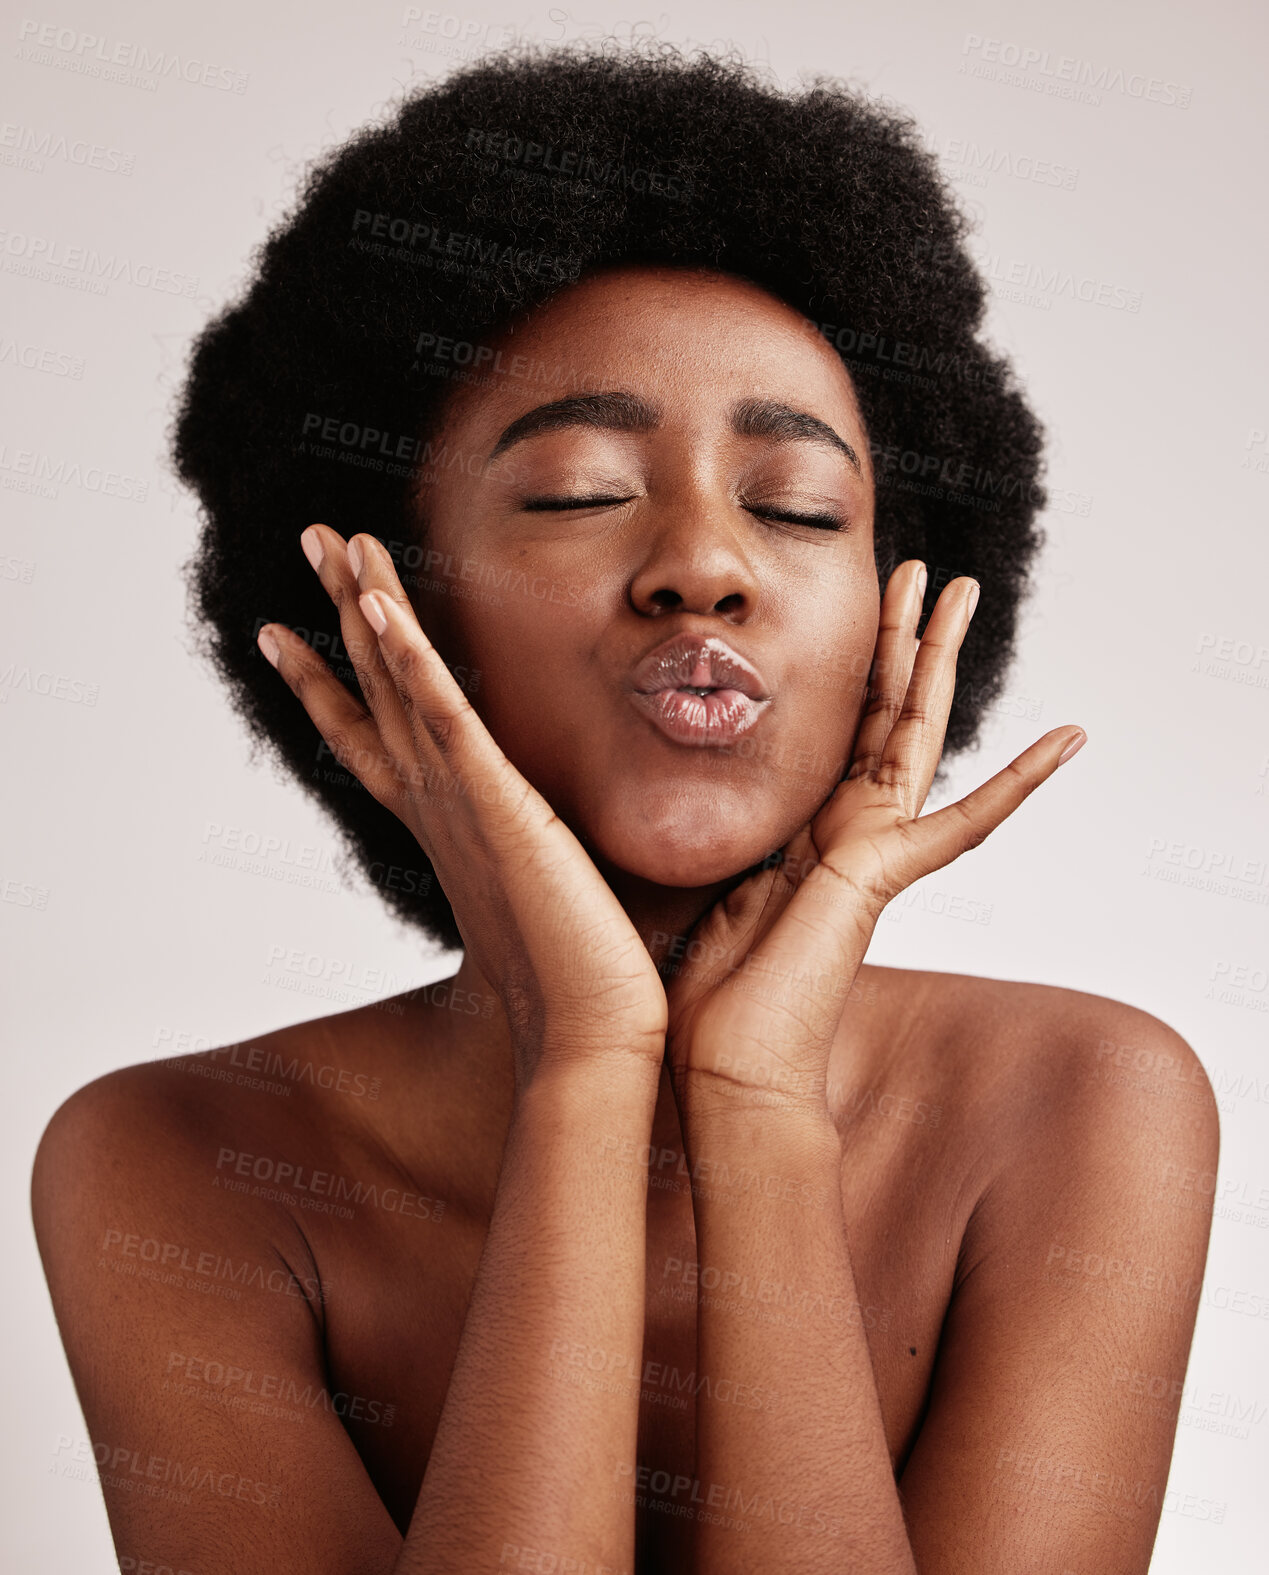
438,263,868,441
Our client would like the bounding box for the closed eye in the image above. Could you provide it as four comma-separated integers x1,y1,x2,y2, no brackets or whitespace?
522,495,846,531
521,494,636,511
744,504,846,532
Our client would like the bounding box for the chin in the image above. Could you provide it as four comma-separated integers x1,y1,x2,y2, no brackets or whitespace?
581,788,789,890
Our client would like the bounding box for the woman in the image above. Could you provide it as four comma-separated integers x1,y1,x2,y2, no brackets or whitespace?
32,38,1217,1575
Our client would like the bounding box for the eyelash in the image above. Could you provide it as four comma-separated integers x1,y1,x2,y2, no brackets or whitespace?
520,495,847,532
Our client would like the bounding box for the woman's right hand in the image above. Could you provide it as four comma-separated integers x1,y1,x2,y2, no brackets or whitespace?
257,524,668,1088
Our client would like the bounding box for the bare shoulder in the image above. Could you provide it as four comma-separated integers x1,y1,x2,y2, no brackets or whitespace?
885,964,1220,1569
864,960,1217,1127
30,1009,414,1572
33,1005,374,1176
872,964,1221,1338
31,989,475,1298
35,990,429,1184
29,1014,349,1309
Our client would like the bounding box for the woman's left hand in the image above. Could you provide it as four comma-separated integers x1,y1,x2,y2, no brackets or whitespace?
663,559,1086,1122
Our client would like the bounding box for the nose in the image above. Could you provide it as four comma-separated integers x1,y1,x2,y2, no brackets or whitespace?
627,493,761,619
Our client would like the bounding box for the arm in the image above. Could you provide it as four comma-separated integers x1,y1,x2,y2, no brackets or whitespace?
34,1050,661,1575
32,1066,405,1575
676,1003,1218,1575
897,1005,1219,1572
676,1079,916,1573
655,560,1097,1569
400,1051,659,1572
262,520,674,1564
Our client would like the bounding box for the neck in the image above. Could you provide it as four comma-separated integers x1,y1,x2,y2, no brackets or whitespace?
443,857,765,1051
600,866,749,971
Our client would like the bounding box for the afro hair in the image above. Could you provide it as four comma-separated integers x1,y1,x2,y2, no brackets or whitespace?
172,36,1048,954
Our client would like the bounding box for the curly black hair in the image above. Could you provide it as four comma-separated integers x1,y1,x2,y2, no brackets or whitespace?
171,36,1047,954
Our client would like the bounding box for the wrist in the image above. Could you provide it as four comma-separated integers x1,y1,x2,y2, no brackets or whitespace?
512,1048,662,1131
512,1010,667,1094
676,1077,844,1169
671,1056,835,1127
681,1116,845,1223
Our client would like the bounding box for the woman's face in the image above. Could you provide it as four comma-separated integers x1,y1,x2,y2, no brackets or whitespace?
410,263,879,892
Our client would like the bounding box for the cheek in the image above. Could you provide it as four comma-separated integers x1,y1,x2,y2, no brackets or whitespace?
792,599,878,730
443,596,582,755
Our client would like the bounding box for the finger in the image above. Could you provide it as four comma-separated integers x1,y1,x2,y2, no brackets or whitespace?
898,725,1087,878
351,564,538,837
878,575,978,816
668,823,874,1068
300,524,416,769
256,621,405,810
347,531,477,775
847,559,925,781
667,824,817,1004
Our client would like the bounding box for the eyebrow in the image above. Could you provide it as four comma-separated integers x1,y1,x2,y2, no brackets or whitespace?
485,390,862,473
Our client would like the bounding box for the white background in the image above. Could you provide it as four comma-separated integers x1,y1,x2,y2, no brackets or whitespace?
3,0,1266,1568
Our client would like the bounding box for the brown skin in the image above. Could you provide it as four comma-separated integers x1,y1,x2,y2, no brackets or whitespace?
32,266,1218,1575
409,264,880,941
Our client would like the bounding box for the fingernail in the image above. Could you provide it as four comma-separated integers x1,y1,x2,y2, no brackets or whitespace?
1057,730,1087,766
348,537,363,578
361,591,387,634
301,528,324,572
966,582,980,618
258,627,280,667
915,565,928,602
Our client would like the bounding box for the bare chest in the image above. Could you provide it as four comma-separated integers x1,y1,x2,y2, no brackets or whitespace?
305,1113,970,1571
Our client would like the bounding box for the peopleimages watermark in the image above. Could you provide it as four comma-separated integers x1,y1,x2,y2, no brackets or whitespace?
152,1027,382,1101
0,332,84,378
1205,959,1269,1015
396,8,514,61
99,1228,325,1303
0,441,147,499
802,315,1001,389
464,125,693,202
1142,835,1269,906
924,132,1079,191
499,1541,630,1575
15,20,249,93
1,547,47,584
350,207,578,283
1243,428,1269,475
411,329,609,397
0,119,134,174
261,945,408,1014
547,1337,775,1412
163,1350,395,1427
612,1461,844,1537
598,1133,834,1210
1,874,50,909
213,1146,447,1222
993,1446,1224,1521
972,249,1143,313
0,661,99,706
50,1433,280,1506
869,438,1042,509
958,34,1192,108
1192,631,1269,690
660,1256,893,1331
298,410,525,485
0,229,196,295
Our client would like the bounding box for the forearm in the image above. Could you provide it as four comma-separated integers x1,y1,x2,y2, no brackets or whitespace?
396,1054,661,1575
679,1089,917,1575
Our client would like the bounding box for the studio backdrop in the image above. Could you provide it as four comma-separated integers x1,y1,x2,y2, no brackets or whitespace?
3,1,1266,1571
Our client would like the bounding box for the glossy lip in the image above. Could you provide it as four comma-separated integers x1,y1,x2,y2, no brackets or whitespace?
630,632,770,701
627,633,771,749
